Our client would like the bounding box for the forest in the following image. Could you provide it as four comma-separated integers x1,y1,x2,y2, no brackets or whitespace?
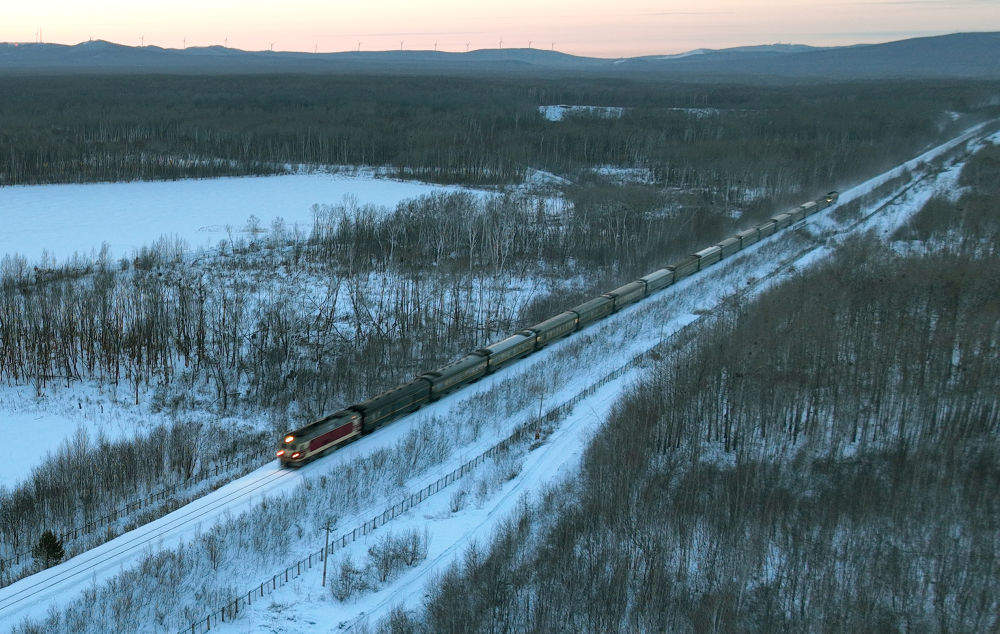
1,72,996,588
0,118,985,584
382,148,1000,632
1,74,997,188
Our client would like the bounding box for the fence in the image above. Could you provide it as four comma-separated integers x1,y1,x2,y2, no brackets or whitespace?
0,445,270,582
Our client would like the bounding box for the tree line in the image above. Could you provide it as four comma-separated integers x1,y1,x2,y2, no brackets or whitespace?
0,74,995,187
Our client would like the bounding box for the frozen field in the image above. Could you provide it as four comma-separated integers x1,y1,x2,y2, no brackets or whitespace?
0,173,479,263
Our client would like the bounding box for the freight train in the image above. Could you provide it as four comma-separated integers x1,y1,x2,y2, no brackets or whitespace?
277,192,840,466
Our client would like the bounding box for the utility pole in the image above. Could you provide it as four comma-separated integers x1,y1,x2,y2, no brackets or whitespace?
321,523,331,586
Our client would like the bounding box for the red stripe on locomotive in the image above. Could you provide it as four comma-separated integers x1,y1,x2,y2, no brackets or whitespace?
308,421,355,451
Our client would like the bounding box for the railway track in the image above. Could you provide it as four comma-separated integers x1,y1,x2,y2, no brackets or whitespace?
0,467,298,615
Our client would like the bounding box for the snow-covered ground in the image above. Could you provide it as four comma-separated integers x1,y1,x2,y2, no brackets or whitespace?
538,105,625,122
0,173,481,263
1,122,991,632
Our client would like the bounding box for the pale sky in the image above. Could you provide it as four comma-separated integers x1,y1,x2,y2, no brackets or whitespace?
3,0,997,58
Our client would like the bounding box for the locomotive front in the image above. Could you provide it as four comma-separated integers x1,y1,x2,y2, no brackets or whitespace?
276,433,309,466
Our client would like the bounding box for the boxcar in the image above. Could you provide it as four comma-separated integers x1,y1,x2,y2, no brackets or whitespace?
419,353,488,397
603,280,646,311
639,268,674,295
718,236,741,258
737,227,759,249
525,311,579,347
571,296,615,328
352,379,432,432
477,333,535,372
278,409,362,466
694,245,722,270
671,255,700,280
770,213,792,230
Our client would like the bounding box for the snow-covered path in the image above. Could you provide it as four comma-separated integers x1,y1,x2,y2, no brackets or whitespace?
0,121,993,631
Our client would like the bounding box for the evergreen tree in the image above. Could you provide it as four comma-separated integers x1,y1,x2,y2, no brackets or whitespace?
32,529,65,568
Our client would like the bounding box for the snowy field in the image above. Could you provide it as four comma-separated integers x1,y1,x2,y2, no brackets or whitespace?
0,173,480,263
0,123,992,632
538,105,625,122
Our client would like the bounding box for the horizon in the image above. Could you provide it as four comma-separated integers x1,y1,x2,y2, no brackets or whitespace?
3,0,998,58
3,30,997,59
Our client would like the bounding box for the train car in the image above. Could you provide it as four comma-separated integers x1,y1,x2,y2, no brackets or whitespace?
476,333,535,372
757,219,778,238
671,255,700,281
278,409,362,467
718,236,741,258
824,191,839,205
525,311,579,348
639,268,674,295
571,296,615,328
798,201,817,218
603,280,646,311
350,379,431,433
770,212,793,230
737,227,760,249
693,245,722,270
419,353,489,398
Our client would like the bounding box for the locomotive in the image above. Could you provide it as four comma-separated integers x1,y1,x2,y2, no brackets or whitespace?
278,192,840,467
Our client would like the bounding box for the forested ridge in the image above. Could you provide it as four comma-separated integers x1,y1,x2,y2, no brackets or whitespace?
1,75,996,187
384,146,1000,632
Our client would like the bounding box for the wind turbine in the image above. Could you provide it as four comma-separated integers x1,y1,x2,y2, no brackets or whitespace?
466,42,470,52
529,40,533,49
434,41,438,52
499,38,503,49
357,41,361,52
400,40,404,51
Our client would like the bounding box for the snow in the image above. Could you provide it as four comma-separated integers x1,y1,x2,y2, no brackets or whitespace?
0,381,262,486
538,105,625,122
0,173,481,263
0,121,993,631
592,165,655,184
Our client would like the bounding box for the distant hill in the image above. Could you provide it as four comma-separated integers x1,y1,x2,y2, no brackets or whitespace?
0,32,997,79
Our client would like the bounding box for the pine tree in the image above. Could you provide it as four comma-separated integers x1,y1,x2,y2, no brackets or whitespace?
32,529,65,567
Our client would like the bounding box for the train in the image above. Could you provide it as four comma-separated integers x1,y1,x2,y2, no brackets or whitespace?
276,191,840,466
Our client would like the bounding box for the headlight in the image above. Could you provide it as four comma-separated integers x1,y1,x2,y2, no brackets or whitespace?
291,452,302,459
284,435,295,444
276,450,286,457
